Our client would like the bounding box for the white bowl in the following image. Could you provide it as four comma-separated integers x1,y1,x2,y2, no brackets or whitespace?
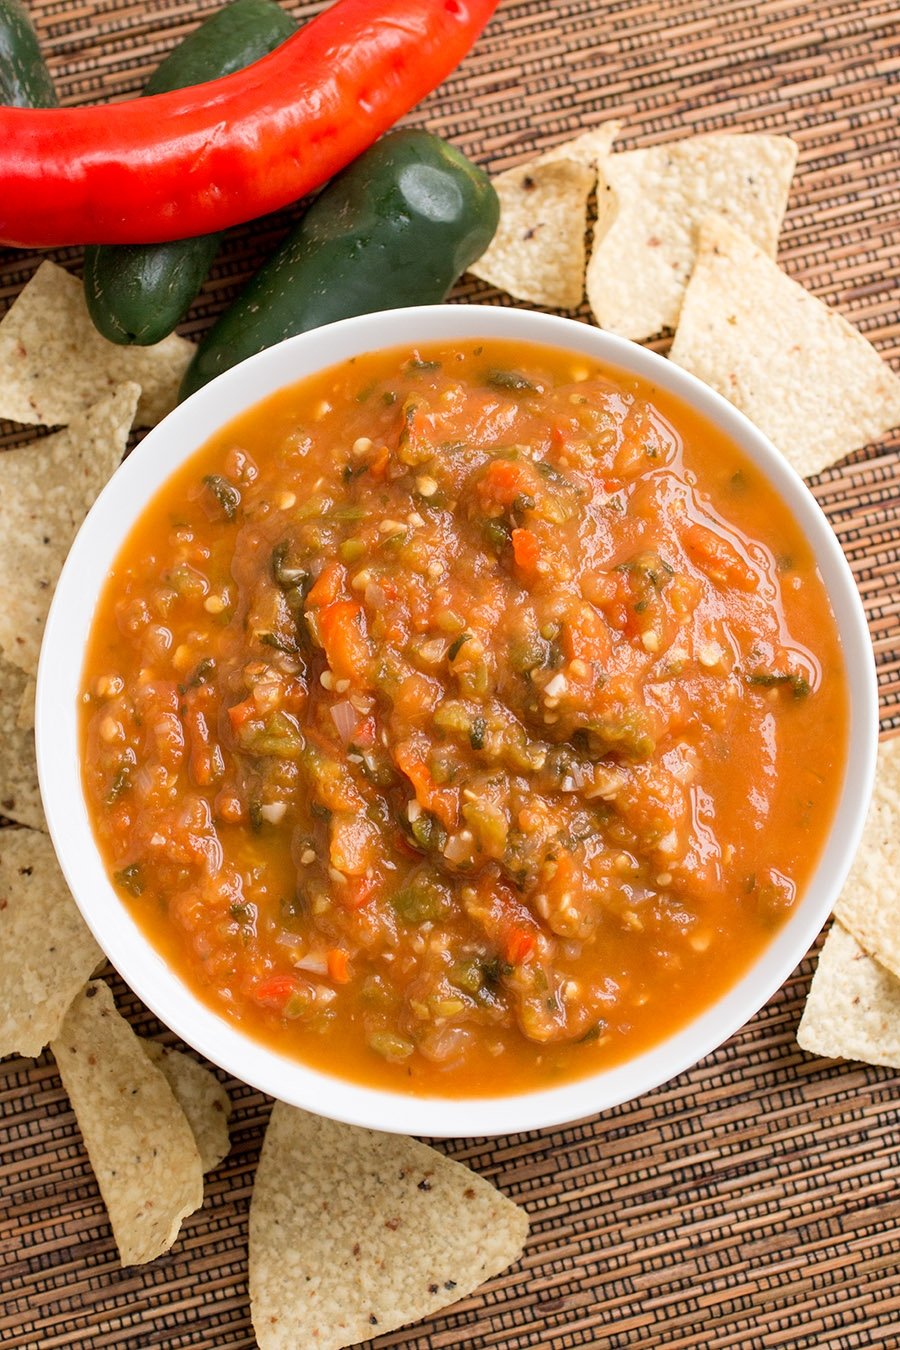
37,305,878,1138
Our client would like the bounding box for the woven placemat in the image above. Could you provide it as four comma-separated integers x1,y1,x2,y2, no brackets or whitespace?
2,2,899,1346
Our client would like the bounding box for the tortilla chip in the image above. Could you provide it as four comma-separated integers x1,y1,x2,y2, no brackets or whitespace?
833,734,900,981
587,133,798,339
0,260,194,428
250,1103,528,1349
0,828,103,1057
669,216,900,475
0,383,140,677
469,160,596,309
469,122,620,310
16,676,35,732
51,981,204,1266
143,1040,231,1174
535,122,622,169
798,922,900,1069
0,658,44,830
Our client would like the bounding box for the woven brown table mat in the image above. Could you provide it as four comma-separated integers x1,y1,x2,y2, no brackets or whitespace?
2,2,899,1346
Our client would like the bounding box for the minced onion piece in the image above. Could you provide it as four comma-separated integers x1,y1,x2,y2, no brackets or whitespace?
277,931,306,950
294,953,329,975
443,831,474,865
330,699,359,744
364,581,388,609
260,801,287,824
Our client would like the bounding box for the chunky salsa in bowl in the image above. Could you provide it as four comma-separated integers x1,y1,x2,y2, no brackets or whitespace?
38,308,876,1136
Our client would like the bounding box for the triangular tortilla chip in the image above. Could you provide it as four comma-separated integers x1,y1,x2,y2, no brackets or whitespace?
0,382,140,677
798,922,900,1069
250,1103,528,1349
587,133,797,339
51,981,204,1266
0,658,44,830
143,1040,231,1175
16,676,35,731
833,734,900,981
0,260,194,427
0,828,103,1057
535,123,622,169
469,123,620,309
669,216,900,475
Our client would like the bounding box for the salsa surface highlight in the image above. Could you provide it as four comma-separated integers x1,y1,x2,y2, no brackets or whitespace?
81,339,847,1095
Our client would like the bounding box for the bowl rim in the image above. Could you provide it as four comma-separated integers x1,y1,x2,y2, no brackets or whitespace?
36,303,879,1139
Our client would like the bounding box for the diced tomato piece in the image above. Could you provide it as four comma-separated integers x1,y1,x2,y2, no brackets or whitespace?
329,811,378,875
253,974,300,1011
563,601,612,665
580,570,618,607
342,876,378,910
684,523,758,592
511,527,541,575
227,697,257,730
327,949,350,983
306,562,346,608
151,712,185,772
503,926,537,965
215,792,245,824
479,458,537,508
394,742,459,831
353,716,376,749
317,601,371,682
369,446,390,480
185,706,224,788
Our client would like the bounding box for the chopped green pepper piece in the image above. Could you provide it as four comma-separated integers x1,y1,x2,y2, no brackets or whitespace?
368,1031,415,1061
447,633,472,662
271,541,310,592
114,863,144,897
202,474,240,521
259,630,300,655
487,369,539,393
105,762,132,805
179,656,216,693
239,710,305,758
482,518,512,551
454,959,484,995
746,670,811,698
410,812,448,853
391,873,449,924
339,537,366,563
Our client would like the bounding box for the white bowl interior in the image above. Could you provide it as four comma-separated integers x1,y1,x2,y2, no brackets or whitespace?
36,305,878,1137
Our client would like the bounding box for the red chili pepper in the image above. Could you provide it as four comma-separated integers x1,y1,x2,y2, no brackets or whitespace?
0,0,500,247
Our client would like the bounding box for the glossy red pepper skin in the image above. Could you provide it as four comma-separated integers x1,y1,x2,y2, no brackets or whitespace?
0,0,499,247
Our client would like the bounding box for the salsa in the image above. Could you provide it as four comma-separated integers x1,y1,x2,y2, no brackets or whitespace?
81,339,848,1095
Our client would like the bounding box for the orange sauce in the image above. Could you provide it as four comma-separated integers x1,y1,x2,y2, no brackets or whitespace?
80,340,847,1095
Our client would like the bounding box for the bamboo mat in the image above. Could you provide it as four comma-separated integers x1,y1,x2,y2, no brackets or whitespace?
2,1,899,1346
